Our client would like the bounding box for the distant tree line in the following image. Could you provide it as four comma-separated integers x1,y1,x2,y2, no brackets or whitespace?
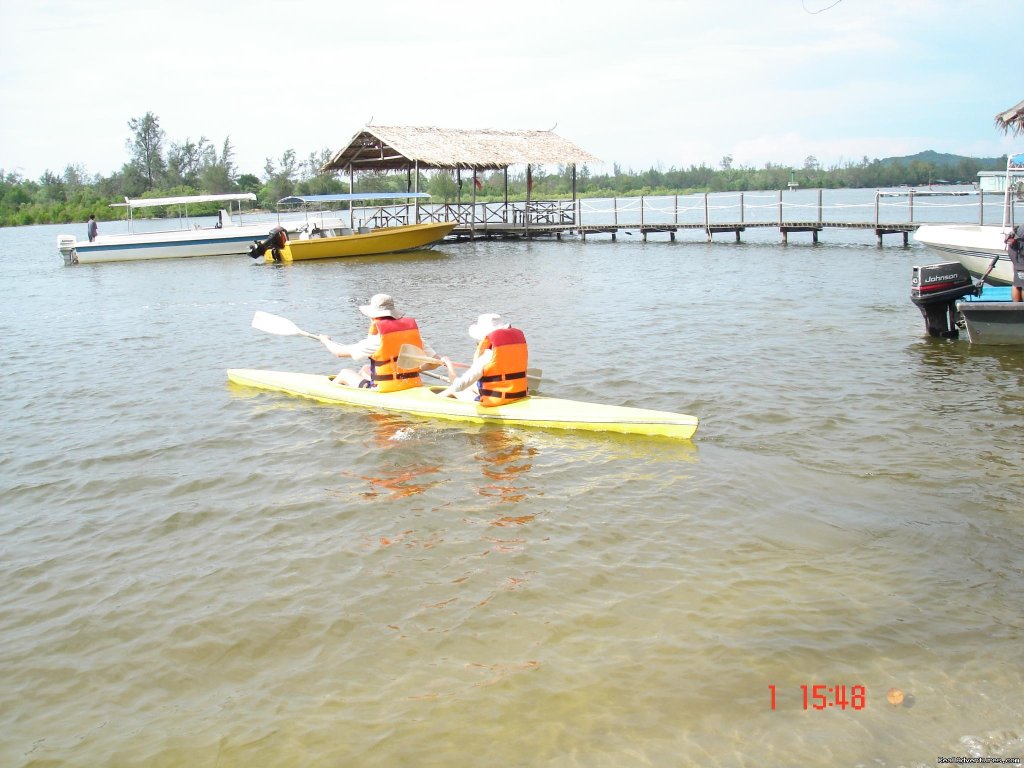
0,111,1007,227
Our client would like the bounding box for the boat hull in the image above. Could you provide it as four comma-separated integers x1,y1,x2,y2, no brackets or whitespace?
955,298,1024,345
914,224,1013,285
226,369,698,439
269,222,456,262
62,227,275,264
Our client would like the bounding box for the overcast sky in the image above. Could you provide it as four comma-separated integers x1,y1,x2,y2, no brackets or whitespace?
2,0,1021,180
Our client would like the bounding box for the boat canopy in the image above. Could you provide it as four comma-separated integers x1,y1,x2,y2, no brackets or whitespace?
111,193,258,209
1009,153,1024,169
277,192,431,205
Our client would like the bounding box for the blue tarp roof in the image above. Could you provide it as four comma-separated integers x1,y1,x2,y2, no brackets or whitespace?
277,192,431,204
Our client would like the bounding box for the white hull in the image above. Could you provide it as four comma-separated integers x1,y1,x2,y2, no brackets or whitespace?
61,225,277,264
58,214,347,265
914,224,1013,285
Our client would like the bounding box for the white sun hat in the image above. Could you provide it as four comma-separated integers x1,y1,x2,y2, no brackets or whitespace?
468,313,510,341
359,293,403,319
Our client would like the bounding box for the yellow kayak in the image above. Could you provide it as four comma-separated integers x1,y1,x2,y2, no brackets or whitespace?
227,369,698,439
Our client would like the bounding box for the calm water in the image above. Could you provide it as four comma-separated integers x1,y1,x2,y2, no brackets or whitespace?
1,201,1022,767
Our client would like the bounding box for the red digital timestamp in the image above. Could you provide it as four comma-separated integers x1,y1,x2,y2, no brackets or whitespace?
769,684,867,711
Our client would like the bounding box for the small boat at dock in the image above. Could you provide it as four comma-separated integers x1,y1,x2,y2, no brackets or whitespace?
248,192,455,262
913,153,1024,285
910,261,1024,344
57,193,309,265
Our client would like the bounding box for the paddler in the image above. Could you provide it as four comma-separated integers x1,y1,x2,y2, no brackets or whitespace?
319,293,439,389
438,313,529,406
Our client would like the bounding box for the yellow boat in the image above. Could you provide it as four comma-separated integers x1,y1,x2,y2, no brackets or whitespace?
248,192,456,262
272,221,455,262
227,369,699,440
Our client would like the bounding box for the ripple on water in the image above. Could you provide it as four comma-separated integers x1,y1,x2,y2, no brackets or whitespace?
2,225,1023,766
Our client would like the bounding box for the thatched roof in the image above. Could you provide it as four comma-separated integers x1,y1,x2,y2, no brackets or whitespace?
995,99,1024,135
321,125,601,172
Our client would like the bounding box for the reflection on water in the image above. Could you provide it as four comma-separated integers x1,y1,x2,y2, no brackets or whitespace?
468,428,538,506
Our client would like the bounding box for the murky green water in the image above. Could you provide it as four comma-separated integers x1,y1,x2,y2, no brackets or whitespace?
1,214,1021,767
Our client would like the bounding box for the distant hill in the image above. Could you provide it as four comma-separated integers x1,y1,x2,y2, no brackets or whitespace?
878,150,1004,169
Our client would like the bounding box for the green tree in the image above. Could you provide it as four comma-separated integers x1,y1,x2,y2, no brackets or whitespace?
428,171,458,203
261,149,298,205
126,112,167,191
220,137,237,183
237,174,262,194
167,136,213,187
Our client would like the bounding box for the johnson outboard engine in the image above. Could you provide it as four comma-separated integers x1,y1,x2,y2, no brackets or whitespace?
910,261,978,338
248,226,288,260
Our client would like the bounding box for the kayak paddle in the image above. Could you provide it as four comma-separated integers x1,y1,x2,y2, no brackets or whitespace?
398,343,468,370
398,344,542,390
251,311,322,340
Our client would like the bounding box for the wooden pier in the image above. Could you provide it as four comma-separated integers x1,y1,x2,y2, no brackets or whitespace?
448,220,918,246
355,188,996,247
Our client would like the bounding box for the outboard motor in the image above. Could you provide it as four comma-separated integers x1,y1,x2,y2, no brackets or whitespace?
910,261,978,338
248,226,288,261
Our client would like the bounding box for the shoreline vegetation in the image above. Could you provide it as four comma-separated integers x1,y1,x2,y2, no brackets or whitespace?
0,112,1006,228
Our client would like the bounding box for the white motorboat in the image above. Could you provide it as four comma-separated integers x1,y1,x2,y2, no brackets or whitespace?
913,153,1024,285
56,193,335,265
913,223,1013,284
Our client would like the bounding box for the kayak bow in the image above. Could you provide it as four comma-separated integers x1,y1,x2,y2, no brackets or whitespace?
227,369,698,439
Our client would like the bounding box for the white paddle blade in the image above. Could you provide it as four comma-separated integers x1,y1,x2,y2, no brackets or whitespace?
252,311,306,337
397,343,436,370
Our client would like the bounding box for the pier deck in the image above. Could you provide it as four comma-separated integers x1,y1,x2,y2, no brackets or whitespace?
449,220,919,245
358,188,995,246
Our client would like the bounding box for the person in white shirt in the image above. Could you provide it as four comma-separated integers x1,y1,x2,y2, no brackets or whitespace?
319,293,440,389
438,313,529,406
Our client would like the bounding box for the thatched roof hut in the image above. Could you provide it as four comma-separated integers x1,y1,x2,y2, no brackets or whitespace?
995,99,1024,135
322,125,601,173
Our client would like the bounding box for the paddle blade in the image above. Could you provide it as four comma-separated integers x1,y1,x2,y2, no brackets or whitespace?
397,343,438,370
252,311,307,337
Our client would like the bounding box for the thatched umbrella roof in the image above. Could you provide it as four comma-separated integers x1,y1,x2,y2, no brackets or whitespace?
321,125,601,173
995,99,1024,135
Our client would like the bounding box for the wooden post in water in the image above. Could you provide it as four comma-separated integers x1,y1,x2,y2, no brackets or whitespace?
672,194,678,241
525,164,532,240
778,190,785,244
613,197,618,241
737,192,744,242
909,189,914,223
348,165,356,229
470,168,477,240
704,193,710,242
817,189,823,224
414,160,420,224
641,195,646,241
572,164,578,230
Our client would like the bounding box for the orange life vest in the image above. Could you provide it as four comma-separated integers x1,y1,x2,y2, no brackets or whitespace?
475,327,529,407
368,317,423,392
